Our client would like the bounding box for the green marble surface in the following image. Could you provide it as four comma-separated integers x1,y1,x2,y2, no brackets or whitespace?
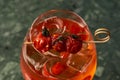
0,0,120,80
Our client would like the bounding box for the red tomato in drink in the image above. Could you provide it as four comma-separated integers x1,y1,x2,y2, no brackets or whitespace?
66,34,82,54
51,62,67,75
52,40,66,52
33,27,51,53
52,34,66,52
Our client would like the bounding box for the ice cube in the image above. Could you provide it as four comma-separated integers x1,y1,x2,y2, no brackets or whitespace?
44,50,59,57
25,44,48,71
67,53,92,73
44,17,66,34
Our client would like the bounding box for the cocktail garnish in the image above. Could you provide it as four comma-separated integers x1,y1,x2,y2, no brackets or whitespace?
85,28,110,43
42,27,50,37
32,27,51,53
24,28,110,55
51,62,67,75
66,34,82,54
52,35,66,52
71,34,79,39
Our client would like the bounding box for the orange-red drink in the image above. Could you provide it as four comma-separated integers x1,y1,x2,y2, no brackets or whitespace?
20,10,97,80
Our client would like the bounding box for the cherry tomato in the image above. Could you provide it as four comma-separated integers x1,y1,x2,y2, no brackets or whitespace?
66,34,82,54
51,62,67,75
33,27,51,53
52,35,66,52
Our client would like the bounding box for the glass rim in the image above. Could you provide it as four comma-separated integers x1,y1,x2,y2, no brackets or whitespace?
22,10,97,79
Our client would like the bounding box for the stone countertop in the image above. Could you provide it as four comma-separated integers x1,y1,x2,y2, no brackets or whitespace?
0,0,120,80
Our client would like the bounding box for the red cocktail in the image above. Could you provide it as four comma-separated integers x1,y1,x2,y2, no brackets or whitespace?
20,10,97,80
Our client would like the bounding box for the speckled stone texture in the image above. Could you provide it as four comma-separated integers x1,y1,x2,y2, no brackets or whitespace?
0,0,120,80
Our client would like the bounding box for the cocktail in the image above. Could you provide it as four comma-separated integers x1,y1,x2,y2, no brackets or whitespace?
20,10,110,80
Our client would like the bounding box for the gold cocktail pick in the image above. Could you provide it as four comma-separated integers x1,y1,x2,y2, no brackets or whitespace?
24,28,110,44
85,28,110,43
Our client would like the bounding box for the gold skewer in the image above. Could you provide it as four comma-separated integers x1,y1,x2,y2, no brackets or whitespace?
24,28,110,44
85,28,110,43
24,42,33,44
